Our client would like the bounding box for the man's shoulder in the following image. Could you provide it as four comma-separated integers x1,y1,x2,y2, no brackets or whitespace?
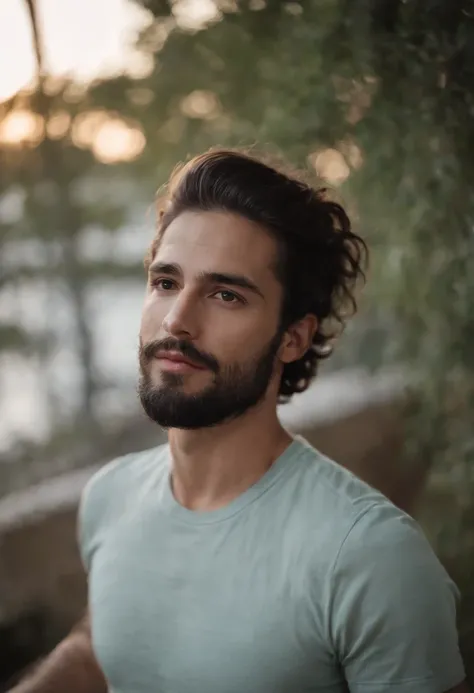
295,443,459,611
78,443,169,570
84,443,169,497
292,437,427,563
293,435,397,522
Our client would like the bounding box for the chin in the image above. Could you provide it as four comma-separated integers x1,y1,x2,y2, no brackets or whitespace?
161,371,212,392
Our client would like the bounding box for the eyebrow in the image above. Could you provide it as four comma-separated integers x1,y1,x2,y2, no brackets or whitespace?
148,262,264,298
149,262,181,277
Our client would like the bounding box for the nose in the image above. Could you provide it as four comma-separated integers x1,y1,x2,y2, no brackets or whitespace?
162,291,199,340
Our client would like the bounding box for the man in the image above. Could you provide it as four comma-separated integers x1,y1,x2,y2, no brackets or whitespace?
12,149,468,692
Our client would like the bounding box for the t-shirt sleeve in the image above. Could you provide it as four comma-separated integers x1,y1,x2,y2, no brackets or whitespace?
329,503,466,692
77,455,131,573
77,466,108,573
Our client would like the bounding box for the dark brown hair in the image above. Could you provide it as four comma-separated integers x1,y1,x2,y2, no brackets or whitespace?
145,148,368,400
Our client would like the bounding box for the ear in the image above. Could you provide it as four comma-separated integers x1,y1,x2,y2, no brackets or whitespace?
278,314,318,364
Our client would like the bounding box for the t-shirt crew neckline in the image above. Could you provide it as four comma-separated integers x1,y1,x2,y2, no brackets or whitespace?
160,435,307,525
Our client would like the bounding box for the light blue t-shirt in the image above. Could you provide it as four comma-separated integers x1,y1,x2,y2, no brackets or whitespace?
79,436,465,693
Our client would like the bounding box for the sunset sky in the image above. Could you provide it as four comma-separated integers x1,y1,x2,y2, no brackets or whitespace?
0,0,158,102
0,0,220,102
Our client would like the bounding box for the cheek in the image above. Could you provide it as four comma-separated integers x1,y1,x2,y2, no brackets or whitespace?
140,295,163,342
212,311,278,361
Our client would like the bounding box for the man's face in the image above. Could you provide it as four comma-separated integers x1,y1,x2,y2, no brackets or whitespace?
138,210,286,429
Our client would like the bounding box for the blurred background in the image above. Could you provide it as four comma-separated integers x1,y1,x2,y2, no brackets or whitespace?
1,0,473,687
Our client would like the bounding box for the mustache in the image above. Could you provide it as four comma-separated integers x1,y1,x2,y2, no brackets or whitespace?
140,337,219,373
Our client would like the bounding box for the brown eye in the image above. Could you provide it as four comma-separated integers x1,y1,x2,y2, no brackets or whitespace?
153,278,175,290
215,290,239,303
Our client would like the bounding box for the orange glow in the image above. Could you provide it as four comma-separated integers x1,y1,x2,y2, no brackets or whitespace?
71,110,112,148
0,109,45,147
308,148,350,186
92,117,146,163
180,90,220,120
46,110,71,139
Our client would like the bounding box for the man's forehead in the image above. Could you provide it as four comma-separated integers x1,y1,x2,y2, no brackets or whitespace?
156,210,278,271
162,209,269,242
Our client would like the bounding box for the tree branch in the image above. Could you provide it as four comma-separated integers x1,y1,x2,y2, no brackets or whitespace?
24,0,43,77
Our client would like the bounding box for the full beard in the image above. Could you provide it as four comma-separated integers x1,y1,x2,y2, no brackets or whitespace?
137,332,282,430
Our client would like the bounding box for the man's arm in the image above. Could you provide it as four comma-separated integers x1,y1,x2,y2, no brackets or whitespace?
328,505,467,692
8,611,107,693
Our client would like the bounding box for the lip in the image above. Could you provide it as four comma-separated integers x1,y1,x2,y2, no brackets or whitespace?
155,351,206,372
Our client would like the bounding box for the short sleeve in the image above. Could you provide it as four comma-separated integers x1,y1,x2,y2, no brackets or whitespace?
76,447,163,573
77,466,107,573
329,503,466,692
77,455,131,573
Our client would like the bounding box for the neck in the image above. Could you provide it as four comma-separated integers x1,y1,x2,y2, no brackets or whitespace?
167,396,292,512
